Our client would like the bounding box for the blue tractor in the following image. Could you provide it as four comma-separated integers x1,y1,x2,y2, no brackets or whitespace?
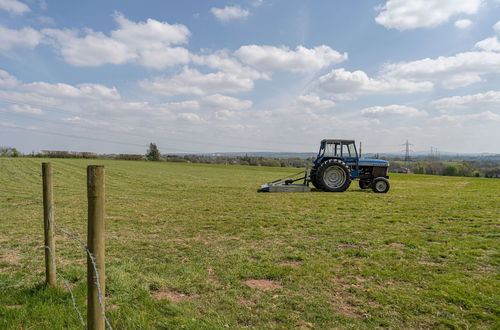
260,139,390,193
310,139,390,193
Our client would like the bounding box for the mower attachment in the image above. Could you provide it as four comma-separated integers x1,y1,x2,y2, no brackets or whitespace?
258,169,311,192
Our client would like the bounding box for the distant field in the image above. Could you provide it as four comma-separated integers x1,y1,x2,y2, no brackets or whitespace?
1,158,499,329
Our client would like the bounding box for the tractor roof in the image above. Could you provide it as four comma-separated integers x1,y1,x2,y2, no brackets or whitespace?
321,139,355,144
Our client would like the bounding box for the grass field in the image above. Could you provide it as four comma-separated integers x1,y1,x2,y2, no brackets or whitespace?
1,158,499,329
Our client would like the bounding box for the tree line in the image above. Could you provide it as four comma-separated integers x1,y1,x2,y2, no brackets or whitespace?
389,160,500,178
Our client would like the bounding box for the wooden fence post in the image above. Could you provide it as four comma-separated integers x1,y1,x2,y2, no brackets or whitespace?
87,165,105,330
42,162,56,286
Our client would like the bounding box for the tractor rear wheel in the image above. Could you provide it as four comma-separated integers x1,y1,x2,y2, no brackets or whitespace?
371,177,390,193
317,159,351,192
359,180,371,189
309,167,322,189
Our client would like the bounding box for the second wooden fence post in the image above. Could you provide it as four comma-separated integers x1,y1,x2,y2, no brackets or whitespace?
87,165,105,330
42,162,56,287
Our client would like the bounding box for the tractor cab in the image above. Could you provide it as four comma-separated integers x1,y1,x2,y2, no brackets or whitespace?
314,139,359,167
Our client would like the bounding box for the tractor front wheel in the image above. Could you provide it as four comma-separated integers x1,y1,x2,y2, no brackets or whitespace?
317,159,351,192
371,177,390,193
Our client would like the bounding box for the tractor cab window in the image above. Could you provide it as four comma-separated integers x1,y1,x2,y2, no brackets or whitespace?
347,143,357,158
341,143,350,157
324,143,340,157
318,143,325,157
339,142,357,158
322,141,357,158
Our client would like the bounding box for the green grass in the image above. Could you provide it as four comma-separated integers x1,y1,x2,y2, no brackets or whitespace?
1,158,499,329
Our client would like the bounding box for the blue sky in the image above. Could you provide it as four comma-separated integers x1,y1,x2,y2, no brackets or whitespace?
1,0,500,154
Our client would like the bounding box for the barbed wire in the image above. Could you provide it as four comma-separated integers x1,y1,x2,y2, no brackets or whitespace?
0,205,112,328
1,243,86,328
58,271,86,328
48,216,113,330
85,243,112,330
44,245,86,328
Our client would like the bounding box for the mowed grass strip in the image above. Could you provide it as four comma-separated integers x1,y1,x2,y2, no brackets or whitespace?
1,158,499,329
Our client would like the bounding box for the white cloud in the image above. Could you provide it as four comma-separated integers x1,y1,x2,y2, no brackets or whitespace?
111,13,190,48
318,68,433,98
382,51,500,89
0,0,30,15
0,69,21,88
0,25,42,50
474,21,500,52
431,90,500,109
252,0,264,7
60,115,132,133
163,100,200,111
139,67,254,96
475,37,500,52
0,90,60,107
0,71,239,147
191,51,267,80
63,116,94,123
375,0,481,30
211,6,250,22
8,104,43,115
43,13,191,68
43,28,133,66
360,105,427,117
203,94,252,110
215,109,235,121
38,16,55,25
296,93,335,109
177,112,201,122
138,47,190,69
454,19,472,29
235,45,347,73
23,82,120,100
432,111,500,123
494,20,500,33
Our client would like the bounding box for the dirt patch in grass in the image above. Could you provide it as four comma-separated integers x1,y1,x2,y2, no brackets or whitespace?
428,240,447,244
59,258,86,266
331,276,366,319
206,267,219,284
298,321,314,328
238,297,256,308
331,276,351,289
5,305,22,309
337,244,366,250
355,276,366,283
243,279,282,291
1,251,21,266
389,243,405,248
418,261,442,266
333,301,364,319
151,289,199,302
